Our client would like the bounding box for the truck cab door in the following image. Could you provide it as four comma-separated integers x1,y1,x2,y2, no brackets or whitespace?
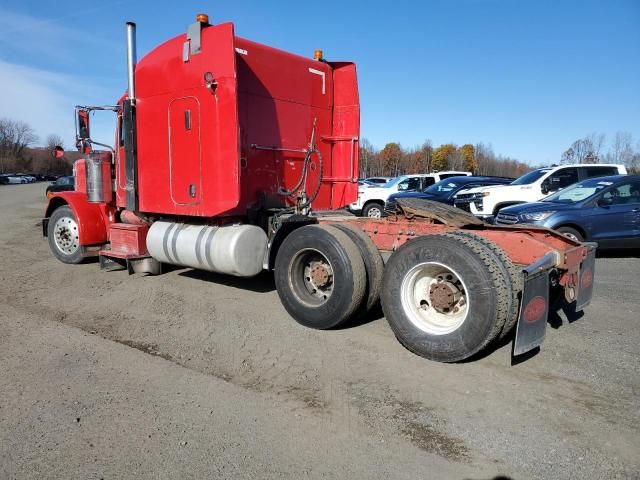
169,97,202,205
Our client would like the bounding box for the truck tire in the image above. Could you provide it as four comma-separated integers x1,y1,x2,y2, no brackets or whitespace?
333,223,384,315
274,224,366,329
380,234,512,362
362,202,384,218
445,231,523,340
47,205,85,264
556,226,584,242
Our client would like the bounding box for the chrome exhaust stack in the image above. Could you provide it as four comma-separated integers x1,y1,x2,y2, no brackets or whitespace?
123,21,139,211
126,22,137,102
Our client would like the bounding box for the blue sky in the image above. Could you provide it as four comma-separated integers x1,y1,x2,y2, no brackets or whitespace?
0,0,638,164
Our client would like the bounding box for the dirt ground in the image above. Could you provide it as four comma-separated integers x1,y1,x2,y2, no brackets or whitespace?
1,183,639,479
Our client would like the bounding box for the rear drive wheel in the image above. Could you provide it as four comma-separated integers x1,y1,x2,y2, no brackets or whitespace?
47,205,84,264
381,234,512,362
274,225,366,329
557,226,584,242
445,231,523,340
333,222,384,316
362,202,384,218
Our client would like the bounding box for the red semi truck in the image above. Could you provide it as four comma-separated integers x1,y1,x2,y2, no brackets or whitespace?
43,15,596,363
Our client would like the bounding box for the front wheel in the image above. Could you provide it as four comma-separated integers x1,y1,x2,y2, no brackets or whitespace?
381,234,512,362
557,226,584,242
47,205,84,264
362,202,384,218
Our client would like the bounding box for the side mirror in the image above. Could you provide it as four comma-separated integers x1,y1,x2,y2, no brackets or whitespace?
541,181,549,195
77,109,90,140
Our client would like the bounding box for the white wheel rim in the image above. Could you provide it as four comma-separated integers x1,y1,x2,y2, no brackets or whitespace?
400,262,470,335
367,206,382,218
53,216,80,255
562,232,579,242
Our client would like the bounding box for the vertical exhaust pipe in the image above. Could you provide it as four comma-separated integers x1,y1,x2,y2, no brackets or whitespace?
126,22,137,101
124,21,139,210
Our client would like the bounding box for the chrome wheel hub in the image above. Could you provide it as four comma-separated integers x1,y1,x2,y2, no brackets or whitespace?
53,216,80,255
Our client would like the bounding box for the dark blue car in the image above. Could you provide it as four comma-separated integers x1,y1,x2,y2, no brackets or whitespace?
386,176,513,211
496,175,640,248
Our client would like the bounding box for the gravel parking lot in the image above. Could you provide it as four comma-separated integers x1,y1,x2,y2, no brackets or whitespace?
1,183,639,479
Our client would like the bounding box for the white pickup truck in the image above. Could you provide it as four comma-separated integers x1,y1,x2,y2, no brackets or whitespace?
348,171,471,217
453,164,628,222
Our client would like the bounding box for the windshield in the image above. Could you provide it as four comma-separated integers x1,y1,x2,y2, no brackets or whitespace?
384,177,405,188
511,169,551,185
424,179,466,196
543,178,613,203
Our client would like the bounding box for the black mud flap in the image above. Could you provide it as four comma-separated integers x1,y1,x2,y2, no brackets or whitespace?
513,269,550,356
575,243,597,311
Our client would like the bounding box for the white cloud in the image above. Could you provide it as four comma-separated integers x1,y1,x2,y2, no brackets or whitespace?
0,60,117,149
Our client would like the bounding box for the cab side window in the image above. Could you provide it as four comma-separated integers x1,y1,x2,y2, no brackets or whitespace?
547,168,579,191
585,166,618,178
604,182,640,205
422,177,436,189
398,177,421,191
118,115,125,147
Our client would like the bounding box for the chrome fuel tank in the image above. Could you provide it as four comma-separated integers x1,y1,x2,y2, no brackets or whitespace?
147,222,268,277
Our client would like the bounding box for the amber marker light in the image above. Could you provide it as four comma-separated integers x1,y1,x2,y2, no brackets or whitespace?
196,13,209,23
313,49,323,60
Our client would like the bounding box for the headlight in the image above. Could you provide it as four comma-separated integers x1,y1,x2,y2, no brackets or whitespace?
471,191,490,198
521,211,553,221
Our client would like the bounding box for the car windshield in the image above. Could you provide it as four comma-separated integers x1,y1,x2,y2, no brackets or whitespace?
383,177,405,188
543,178,613,203
424,179,466,196
511,169,552,185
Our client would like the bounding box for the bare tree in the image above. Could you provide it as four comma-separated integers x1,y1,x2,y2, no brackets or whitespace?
46,134,64,150
0,118,38,173
608,131,634,165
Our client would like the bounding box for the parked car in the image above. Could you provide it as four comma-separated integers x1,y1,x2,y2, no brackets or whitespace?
46,176,75,198
385,175,514,212
0,174,24,185
364,176,391,185
348,171,472,217
454,164,628,223
495,175,640,248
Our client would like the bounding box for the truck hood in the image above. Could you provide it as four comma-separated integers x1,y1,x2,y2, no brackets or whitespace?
500,201,577,215
457,184,513,195
358,186,388,195
388,191,435,201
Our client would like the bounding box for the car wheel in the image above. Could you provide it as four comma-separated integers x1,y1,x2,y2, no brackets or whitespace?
362,202,384,218
557,226,584,243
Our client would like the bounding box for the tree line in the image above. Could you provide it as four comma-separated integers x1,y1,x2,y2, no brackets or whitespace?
3,115,638,180
360,131,640,180
0,118,73,175
359,140,530,179
560,132,640,171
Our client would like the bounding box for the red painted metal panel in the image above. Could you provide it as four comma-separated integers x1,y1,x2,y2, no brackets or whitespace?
169,96,202,205
108,224,149,256
134,22,240,217
47,192,114,246
108,22,359,217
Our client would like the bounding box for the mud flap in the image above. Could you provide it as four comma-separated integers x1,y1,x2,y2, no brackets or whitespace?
513,270,550,356
575,243,597,311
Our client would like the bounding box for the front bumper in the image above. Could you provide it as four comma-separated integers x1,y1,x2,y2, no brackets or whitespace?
513,243,597,356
